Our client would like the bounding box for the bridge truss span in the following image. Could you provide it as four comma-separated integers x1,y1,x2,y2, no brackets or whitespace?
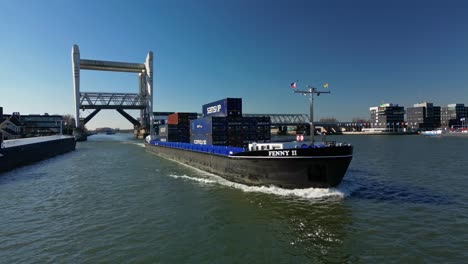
244,114,309,126
80,92,148,110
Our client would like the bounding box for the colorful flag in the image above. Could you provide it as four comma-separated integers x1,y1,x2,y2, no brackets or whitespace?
323,82,329,88
290,82,296,89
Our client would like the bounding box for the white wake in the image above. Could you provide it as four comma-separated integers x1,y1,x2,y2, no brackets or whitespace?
154,149,357,200
168,171,357,200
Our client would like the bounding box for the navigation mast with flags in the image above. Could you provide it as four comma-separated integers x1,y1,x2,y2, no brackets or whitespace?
291,81,330,145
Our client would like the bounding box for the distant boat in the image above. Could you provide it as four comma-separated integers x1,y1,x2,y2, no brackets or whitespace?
105,130,115,135
445,128,468,137
420,129,443,136
421,128,468,137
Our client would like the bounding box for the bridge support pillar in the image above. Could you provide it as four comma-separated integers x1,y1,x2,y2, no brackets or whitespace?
133,127,149,140
73,127,87,141
72,45,81,129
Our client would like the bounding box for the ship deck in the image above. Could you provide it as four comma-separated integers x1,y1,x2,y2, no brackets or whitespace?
149,140,245,156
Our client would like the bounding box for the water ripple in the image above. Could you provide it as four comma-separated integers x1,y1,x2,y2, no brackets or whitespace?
346,170,455,205
1,135,467,263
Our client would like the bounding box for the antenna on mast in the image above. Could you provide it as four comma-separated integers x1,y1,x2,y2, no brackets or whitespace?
291,82,331,145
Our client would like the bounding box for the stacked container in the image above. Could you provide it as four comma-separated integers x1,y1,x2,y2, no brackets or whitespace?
153,119,166,135
167,112,198,125
190,98,243,147
190,117,228,145
190,98,271,148
202,98,242,118
241,116,271,144
160,112,197,143
190,116,246,147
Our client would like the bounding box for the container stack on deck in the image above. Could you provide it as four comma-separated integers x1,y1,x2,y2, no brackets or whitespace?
154,98,271,147
159,112,197,143
190,98,271,147
153,119,166,136
241,116,271,144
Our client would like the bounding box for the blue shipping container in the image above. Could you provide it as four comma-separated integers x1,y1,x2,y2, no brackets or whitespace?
190,117,229,134
190,133,229,146
160,135,190,143
159,124,191,137
190,134,213,145
202,98,242,117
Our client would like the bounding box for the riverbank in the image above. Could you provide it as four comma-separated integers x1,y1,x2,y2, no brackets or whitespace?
341,131,417,135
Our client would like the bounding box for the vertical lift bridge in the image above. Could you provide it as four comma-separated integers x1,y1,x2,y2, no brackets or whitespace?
71,45,153,140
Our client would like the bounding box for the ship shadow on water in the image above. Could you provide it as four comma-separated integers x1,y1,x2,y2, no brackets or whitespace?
0,171,49,186
0,152,77,186
346,169,454,205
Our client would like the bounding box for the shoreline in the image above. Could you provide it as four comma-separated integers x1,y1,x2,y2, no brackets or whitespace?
340,131,418,136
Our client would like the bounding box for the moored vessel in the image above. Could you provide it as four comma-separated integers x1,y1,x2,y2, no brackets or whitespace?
420,129,444,136
0,135,76,173
420,128,468,137
444,128,468,137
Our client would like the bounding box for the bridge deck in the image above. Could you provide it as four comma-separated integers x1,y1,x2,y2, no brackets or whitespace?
80,59,145,72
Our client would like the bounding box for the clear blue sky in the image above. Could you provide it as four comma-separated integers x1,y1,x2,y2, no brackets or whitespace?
1,0,467,129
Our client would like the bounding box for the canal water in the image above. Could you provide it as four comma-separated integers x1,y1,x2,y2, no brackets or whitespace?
0,134,467,263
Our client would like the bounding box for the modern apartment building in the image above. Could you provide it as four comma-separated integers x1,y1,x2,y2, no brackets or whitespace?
406,102,440,131
441,104,466,128
370,103,405,131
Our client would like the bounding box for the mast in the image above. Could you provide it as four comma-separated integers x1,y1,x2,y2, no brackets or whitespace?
293,85,330,145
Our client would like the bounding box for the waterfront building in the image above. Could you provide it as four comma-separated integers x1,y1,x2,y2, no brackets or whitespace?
369,103,405,132
0,111,23,140
21,114,63,136
434,106,441,128
1,112,63,137
441,104,467,128
406,102,440,131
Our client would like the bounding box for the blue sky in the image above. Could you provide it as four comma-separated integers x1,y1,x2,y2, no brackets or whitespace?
1,0,467,129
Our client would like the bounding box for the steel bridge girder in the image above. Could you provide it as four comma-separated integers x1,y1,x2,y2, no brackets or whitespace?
79,92,148,108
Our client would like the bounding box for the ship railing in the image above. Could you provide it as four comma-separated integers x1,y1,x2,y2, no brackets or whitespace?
300,142,350,148
149,140,244,156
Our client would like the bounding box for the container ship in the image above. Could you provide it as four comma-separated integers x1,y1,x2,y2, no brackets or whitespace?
146,97,353,189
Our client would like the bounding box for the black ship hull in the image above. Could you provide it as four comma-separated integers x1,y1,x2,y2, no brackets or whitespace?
0,137,76,173
145,143,353,188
